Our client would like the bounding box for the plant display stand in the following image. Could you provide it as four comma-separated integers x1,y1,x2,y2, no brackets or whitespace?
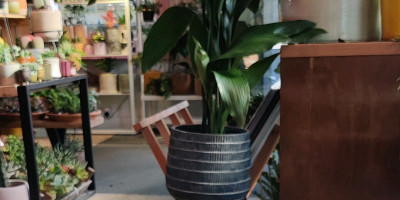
0,75,102,200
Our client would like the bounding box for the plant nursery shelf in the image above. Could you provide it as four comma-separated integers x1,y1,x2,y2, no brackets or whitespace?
0,13,26,19
141,95,202,101
82,55,128,60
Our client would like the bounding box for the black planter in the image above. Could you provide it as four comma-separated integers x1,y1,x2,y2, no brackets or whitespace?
143,10,155,22
166,125,251,200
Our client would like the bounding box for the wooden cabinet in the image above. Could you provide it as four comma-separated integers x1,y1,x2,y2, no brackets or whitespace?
280,42,400,200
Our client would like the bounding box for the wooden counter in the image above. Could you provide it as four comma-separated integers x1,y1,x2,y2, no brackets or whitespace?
280,42,400,200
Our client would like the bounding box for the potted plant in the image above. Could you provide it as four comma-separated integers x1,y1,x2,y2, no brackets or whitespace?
92,31,106,56
138,0,162,22
142,1,325,199
0,91,46,120
30,0,62,42
72,37,84,52
44,87,100,122
58,37,86,74
117,14,130,55
0,147,29,200
96,58,118,94
0,42,20,85
103,10,120,54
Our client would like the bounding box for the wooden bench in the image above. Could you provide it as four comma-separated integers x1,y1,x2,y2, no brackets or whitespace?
133,90,281,198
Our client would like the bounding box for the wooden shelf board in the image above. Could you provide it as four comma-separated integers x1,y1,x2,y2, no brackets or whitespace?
97,92,129,96
82,55,128,60
0,13,26,19
141,95,202,101
0,116,104,129
0,85,18,97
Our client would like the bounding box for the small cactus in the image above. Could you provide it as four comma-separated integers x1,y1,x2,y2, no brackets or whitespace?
0,150,8,187
33,0,50,9
33,36,44,50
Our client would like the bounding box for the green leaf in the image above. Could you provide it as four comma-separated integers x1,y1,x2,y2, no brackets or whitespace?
245,53,279,89
188,14,208,71
254,20,317,37
220,34,288,59
193,38,210,91
142,7,196,72
87,0,96,6
213,69,250,127
248,0,261,13
290,28,327,43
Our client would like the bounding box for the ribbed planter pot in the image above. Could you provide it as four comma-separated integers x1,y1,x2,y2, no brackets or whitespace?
99,73,118,94
30,9,62,42
93,42,107,56
166,125,251,200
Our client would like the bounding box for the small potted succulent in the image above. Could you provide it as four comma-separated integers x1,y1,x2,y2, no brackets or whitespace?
0,91,46,121
0,42,20,86
103,10,120,54
92,31,106,56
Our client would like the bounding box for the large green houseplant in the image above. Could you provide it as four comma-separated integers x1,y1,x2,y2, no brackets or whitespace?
142,1,325,133
142,1,324,199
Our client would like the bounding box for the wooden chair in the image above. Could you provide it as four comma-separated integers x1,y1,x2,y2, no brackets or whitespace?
133,90,281,198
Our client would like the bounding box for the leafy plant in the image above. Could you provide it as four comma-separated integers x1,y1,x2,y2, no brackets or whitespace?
58,38,86,71
95,58,115,73
92,31,105,43
44,87,98,113
255,146,280,200
142,1,325,133
102,10,116,28
41,50,56,59
117,13,132,25
145,75,172,99
0,43,14,64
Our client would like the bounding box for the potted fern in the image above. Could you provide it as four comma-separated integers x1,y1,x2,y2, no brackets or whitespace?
142,1,325,199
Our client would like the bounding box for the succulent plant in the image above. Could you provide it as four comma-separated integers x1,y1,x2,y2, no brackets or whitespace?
32,36,44,50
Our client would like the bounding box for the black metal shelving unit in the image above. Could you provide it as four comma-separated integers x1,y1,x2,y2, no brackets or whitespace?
16,75,95,200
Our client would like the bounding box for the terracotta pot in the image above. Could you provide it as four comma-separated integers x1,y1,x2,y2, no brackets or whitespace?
47,110,102,122
73,43,84,52
17,0,26,15
0,112,46,121
170,73,193,95
0,180,29,200
73,25,87,45
144,70,162,89
93,42,107,56
194,79,202,96
84,44,94,56
99,73,118,94
63,26,74,40
30,9,62,42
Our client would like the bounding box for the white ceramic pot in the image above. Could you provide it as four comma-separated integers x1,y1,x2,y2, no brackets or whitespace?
280,0,381,42
99,73,118,94
30,9,62,42
43,57,61,78
0,180,29,200
93,42,107,56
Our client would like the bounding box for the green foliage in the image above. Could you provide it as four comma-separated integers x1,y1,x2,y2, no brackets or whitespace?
0,44,14,64
255,146,280,200
0,150,9,187
142,1,325,133
4,135,90,199
41,50,56,59
43,87,98,113
96,58,115,73
92,31,106,43
145,75,172,99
